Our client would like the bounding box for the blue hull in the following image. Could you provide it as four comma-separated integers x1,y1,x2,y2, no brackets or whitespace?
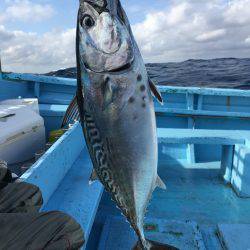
1,72,250,249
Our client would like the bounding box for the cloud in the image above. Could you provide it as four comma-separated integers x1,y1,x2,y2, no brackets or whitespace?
132,0,250,62
0,0,55,23
246,37,250,45
195,29,226,42
1,0,250,73
1,25,76,73
224,0,250,25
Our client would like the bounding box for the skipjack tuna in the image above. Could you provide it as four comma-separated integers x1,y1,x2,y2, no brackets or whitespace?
63,0,178,249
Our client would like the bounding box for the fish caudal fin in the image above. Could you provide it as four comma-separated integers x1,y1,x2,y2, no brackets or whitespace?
61,94,80,128
133,239,179,250
156,176,166,190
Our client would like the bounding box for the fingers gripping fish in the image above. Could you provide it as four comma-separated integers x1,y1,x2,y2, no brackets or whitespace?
63,1,177,249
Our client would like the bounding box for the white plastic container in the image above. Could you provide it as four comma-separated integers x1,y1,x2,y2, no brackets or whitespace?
0,99,46,164
0,98,39,114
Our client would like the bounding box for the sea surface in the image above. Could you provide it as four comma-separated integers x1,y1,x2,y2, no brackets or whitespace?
46,58,250,89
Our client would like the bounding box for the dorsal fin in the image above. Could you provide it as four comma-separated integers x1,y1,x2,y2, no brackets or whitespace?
61,94,80,128
149,78,163,105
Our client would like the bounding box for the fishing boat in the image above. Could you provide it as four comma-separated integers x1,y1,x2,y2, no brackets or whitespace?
1,66,250,250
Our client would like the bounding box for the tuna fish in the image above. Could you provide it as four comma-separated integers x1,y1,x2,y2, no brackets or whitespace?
63,1,178,249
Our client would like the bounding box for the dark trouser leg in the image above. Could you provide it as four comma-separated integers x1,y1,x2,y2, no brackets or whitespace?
0,161,85,249
0,211,85,250
0,160,12,185
0,182,43,213
0,160,43,213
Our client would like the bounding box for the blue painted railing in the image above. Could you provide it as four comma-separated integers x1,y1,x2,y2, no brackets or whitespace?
2,72,76,86
1,71,250,164
3,71,250,97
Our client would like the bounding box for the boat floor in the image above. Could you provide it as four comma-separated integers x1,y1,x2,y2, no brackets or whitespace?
88,161,250,250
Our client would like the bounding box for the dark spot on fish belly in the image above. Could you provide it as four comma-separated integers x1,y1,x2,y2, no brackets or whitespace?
133,114,138,120
129,96,135,103
142,96,146,101
142,103,146,108
140,85,146,92
137,74,142,81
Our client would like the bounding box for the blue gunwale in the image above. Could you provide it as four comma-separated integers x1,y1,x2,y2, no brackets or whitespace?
2,72,76,86
3,71,250,96
158,85,250,97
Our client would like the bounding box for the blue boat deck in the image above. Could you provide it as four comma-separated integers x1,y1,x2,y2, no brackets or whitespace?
88,161,250,249
2,72,250,249
98,161,250,225
155,162,250,225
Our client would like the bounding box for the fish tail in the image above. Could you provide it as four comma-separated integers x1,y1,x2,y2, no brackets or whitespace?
132,222,178,249
133,238,179,250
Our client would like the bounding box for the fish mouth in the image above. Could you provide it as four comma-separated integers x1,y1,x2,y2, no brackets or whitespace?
108,61,132,73
84,60,134,74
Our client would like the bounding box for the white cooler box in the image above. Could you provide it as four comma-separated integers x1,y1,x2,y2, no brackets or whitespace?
0,99,46,164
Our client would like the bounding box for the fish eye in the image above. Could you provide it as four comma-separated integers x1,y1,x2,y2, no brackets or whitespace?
81,15,95,29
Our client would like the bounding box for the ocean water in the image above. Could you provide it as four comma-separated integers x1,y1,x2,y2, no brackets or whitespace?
47,58,250,89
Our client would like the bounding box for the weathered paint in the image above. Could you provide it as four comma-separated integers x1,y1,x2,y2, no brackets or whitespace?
158,85,250,97
97,217,205,250
20,122,83,205
217,224,250,250
43,146,103,246
186,93,195,163
20,122,103,248
157,128,250,190
220,145,234,183
34,82,40,98
156,108,250,119
3,72,76,86
157,128,248,145
231,144,250,197
90,161,250,250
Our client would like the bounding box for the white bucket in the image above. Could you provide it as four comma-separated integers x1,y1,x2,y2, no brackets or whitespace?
0,99,46,164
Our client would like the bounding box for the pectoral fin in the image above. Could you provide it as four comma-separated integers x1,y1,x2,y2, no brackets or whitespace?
103,81,113,110
89,169,99,185
61,94,81,128
149,78,163,105
102,78,118,110
156,176,166,190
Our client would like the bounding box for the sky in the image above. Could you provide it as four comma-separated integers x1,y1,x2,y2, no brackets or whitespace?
0,0,250,73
